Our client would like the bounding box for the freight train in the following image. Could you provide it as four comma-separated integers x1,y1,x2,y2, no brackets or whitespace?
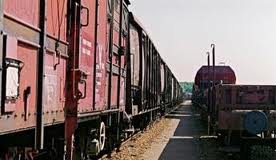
192,49,276,153
0,0,183,159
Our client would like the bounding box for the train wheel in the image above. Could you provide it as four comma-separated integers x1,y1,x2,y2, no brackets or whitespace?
99,122,106,151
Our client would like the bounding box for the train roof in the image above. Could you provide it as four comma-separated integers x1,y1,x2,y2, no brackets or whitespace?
194,65,236,86
197,65,235,74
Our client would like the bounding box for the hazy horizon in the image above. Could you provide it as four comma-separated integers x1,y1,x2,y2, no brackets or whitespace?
130,0,276,85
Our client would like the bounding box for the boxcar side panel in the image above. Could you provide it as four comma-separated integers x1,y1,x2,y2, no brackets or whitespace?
44,52,66,116
78,0,96,113
94,0,108,110
0,40,38,133
129,24,140,87
47,0,67,41
4,0,39,27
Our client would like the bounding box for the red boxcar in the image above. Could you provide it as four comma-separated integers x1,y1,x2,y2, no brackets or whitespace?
127,13,182,121
0,0,182,159
1,0,68,134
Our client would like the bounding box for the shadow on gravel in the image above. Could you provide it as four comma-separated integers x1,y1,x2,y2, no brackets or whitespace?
159,103,276,160
159,104,226,160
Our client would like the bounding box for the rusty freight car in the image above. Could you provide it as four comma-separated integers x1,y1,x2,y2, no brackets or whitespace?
213,85,276,141
192,65,236,111
0,0,183,159
192,50,276,154
127,14,183,128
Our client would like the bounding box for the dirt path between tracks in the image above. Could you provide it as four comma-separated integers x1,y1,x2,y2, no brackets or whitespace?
141,118,180,160
101,116,180,160
102,102,240,160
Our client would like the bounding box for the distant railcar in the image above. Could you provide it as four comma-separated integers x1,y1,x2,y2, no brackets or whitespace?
194,65,236,88
192,65,236,110
127,13,183,126
192,65,276,149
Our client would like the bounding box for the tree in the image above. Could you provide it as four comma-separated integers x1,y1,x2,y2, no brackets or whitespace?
180,82,193,93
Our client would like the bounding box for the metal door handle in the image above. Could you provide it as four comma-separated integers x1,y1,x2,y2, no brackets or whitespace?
81,6,90,27
79,80,87,99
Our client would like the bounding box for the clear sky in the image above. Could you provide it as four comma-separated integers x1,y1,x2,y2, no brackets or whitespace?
129,0,276,84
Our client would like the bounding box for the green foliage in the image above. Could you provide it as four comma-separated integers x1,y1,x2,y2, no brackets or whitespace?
180,82,193,93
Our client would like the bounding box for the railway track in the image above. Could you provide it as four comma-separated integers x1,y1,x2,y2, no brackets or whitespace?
100,119,160,160
100,105,181,160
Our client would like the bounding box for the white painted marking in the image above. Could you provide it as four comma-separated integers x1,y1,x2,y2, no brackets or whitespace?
96,73,102,78
82,38,92,47
96,64,100,69
199,136,218,139
166,114,201,117
171,136,194,139
98,44,103,68
171,135,217,140
82,48,91,55
82,48,86,54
